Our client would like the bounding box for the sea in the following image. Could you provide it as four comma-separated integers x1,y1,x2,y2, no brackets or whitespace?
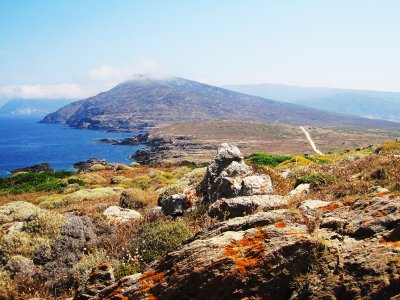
0,115,142,177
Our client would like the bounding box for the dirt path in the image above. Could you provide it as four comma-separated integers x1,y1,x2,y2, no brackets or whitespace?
300,126,324,155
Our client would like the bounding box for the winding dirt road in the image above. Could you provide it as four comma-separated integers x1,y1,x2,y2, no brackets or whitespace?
300,126,324,155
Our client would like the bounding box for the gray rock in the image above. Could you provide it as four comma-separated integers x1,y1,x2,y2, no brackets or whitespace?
103,206,141,222
209,195,289,220
200,143,251,202
161,194,189,216
241,175,273,196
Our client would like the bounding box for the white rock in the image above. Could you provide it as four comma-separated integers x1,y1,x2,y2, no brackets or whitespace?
288,183,311,197
241,175,273,196
103,206,141,222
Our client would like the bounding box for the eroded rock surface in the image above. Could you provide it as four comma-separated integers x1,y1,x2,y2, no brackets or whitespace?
84,193,400,300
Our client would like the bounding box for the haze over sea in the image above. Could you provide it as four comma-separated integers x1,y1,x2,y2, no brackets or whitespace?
0,115,140,177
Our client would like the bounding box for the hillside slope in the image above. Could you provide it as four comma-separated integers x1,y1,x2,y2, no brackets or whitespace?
41,76,400,130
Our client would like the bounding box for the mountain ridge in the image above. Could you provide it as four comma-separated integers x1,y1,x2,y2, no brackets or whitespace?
41,77,400,131
224,83,400,122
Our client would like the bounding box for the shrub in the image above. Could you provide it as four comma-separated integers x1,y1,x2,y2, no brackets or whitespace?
247,153,292,167
296,174,336,187
131,220,192,263
89,164,106,172
120,188,156,209
67,178,85,186
375,141,400,155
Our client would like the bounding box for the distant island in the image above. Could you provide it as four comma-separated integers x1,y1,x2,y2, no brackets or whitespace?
0,98,74,116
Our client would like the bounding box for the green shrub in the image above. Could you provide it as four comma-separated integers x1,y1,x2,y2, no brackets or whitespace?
296,174,336,187
0,171,74,194
131,220,192,263
67,178,85,186
247,153,292,167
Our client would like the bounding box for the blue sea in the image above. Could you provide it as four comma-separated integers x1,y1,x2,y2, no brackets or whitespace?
0,115,142,177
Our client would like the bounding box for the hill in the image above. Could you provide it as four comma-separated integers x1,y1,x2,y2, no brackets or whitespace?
41,76,400,130
224,83,400,122
0,99,74,115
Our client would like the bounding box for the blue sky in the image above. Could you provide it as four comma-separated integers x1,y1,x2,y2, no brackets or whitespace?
0,0,399,99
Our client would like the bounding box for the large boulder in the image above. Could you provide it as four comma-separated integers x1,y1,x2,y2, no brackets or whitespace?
161,194,190,216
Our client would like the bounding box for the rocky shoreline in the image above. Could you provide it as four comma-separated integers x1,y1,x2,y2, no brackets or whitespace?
99,133,218,165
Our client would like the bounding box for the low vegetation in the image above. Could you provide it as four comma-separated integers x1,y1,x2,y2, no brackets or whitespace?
0,171,74,194
246,153,292,167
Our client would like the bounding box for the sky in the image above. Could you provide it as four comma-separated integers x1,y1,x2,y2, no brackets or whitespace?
0,0,400,100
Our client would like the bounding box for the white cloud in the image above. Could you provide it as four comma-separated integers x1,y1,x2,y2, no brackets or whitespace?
0,59,172,100
0,84,97,99
88,59,171,84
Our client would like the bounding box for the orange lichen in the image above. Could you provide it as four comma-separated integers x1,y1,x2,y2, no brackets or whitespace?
139,270,165,300
362,217,375,224
375,191,390,198
221,228,268,274
274,221,286,228
318,202,341,211
376,210,387,217
342,198,355,206
184,188,197,207
379,238,400,247
389,194,400,200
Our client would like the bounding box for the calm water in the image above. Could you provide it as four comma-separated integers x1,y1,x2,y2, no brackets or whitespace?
0,115,142,177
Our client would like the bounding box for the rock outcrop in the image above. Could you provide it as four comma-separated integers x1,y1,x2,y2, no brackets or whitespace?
161,144,274,216
11,162,53,174
73,158,118,172
82,192,400,300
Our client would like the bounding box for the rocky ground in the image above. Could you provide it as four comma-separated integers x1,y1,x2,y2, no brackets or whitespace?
100,121,400,165
0,141,400,299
